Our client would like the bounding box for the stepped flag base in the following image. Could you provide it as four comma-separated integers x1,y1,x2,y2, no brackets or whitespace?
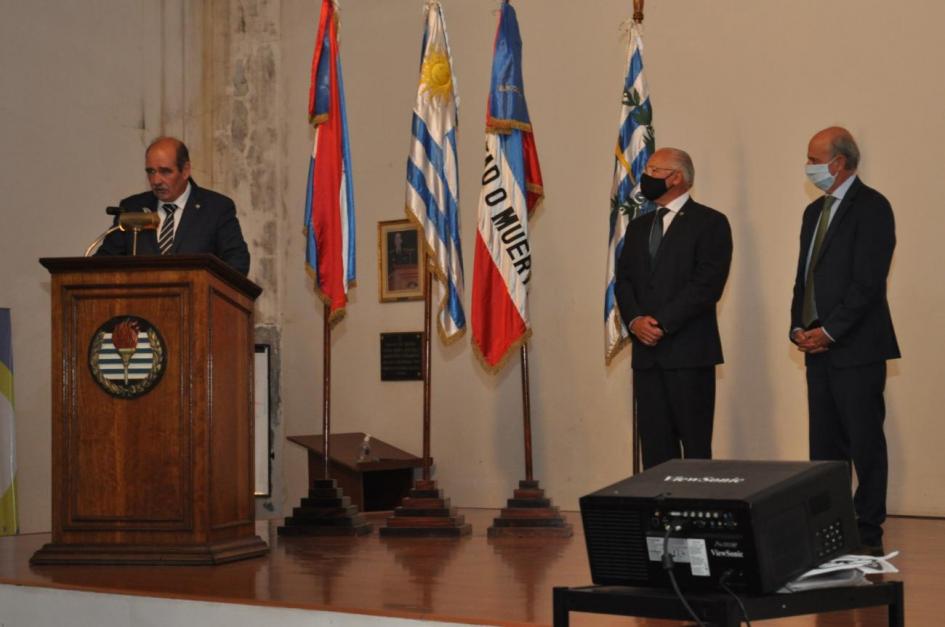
487,479,573,538
379,480,472,537
278,479,372,537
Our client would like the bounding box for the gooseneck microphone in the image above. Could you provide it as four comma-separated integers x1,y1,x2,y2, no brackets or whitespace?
118,212,160,231
84,207,160,257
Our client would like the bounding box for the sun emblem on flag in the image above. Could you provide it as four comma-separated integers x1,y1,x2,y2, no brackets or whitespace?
419,47,453,103
88,315,166,399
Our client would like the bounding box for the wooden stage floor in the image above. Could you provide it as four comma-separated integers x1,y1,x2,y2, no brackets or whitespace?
0,509,941,626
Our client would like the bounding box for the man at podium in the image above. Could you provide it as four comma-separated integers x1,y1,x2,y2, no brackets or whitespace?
96,137,251,275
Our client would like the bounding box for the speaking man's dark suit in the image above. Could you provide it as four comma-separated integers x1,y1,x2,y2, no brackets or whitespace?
616,198,733,468
97,180,251,275
790,176,899,546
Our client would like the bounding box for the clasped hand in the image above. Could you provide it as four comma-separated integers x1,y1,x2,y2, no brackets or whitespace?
630,315,664,347
793,327,831,353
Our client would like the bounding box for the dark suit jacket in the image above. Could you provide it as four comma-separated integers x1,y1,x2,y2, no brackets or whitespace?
615,198,733,370
96,180,251,275
790,177,900,367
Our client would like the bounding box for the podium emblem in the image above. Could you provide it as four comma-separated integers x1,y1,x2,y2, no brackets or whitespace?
88,316,166,398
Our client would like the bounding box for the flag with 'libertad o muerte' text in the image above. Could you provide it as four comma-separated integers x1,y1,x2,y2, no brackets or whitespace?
471,0,544,370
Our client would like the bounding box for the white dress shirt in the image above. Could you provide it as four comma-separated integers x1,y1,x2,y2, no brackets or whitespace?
158,183,192,238
658,191,690,233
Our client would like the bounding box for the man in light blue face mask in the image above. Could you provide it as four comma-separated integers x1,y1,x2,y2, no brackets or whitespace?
789,126,900,556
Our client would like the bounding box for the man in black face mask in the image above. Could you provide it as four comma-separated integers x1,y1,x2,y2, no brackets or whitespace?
614,147,733,469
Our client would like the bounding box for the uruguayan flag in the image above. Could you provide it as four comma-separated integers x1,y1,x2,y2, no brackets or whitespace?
405,0,465,343
604,20,655,364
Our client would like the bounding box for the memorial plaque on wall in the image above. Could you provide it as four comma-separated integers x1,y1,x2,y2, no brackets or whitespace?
380,332,423,381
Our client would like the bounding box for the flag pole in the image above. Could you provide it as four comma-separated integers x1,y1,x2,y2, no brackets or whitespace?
488,338,571,537
380,255,470,536
378,0,469,537
520,343,533,482
422,260,433,481
632,390,640,474
277,0,370,537
631,0,645,476
322,302,332,479
483,0,569,537
277,299,371,536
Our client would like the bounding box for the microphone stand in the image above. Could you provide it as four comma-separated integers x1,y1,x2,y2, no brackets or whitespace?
85,209,156,256
84,226,147,256
131,228,142,256
84,226,121,257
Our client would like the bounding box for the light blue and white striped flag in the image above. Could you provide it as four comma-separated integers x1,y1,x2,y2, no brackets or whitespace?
604,20,655,364
406,0,465,343
0,308,17,536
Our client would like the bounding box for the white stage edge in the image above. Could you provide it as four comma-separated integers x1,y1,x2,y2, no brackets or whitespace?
0,583,487,627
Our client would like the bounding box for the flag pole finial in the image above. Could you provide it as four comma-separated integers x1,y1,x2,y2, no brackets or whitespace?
633,0,644,23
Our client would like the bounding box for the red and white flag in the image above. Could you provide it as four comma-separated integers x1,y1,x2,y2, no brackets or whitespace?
471,1,543,370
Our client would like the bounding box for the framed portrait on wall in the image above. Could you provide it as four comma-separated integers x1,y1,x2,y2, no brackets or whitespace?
378,219,425,302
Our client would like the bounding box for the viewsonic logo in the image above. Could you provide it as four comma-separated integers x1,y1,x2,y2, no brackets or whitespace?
664,475,746,484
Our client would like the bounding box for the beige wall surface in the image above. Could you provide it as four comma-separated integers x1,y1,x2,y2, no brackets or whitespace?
0,0,194,533
3,0,944,533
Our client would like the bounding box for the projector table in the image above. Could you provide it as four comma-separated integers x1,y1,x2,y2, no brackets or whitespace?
553,580,903,626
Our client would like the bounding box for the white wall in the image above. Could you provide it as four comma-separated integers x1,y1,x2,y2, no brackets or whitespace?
2,0,944,534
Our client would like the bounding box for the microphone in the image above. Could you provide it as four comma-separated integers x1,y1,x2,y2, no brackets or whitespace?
85,208,158,256
118,212,160,231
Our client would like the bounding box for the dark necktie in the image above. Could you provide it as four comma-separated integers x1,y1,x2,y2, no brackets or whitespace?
801,195,836,327
648,207,670,262
158,203,177,255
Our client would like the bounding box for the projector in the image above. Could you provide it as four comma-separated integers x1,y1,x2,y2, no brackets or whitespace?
580,459,859,594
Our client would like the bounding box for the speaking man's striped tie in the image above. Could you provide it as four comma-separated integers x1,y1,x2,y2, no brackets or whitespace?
158,203,177,255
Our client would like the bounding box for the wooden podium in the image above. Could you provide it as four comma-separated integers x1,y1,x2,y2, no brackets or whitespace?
31,255,268,565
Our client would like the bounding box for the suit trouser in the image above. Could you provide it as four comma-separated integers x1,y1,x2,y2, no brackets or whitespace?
634,366,715,469
806,357,888,545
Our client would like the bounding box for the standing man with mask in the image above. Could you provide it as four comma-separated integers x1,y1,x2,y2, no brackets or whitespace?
615,147,733,469
791,126,899,555
97,137,251,275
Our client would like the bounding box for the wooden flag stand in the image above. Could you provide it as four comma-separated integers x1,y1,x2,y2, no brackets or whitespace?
487,343,571,537
279,303,371,537
380,266,470,537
